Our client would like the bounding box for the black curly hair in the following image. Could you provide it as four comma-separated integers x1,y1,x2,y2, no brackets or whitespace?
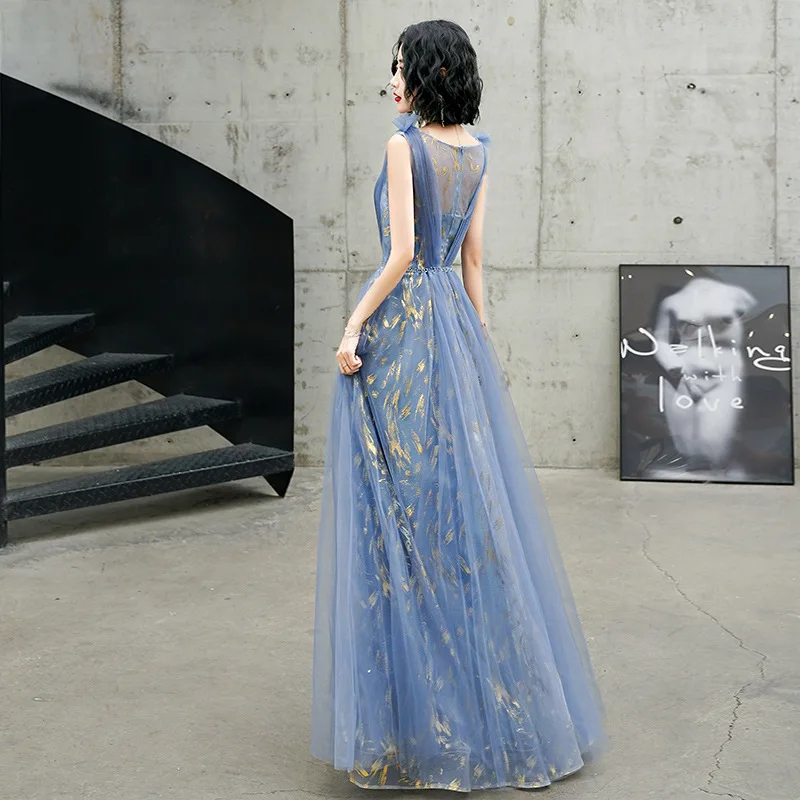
392,20,483,126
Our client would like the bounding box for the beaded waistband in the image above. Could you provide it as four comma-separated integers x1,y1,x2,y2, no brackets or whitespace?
404,264,455,275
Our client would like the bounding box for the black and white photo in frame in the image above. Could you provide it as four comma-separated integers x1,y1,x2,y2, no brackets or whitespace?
619,265,794,485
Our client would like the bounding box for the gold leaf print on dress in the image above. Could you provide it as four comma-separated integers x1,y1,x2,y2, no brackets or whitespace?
362,422,377,457
328,128,600,794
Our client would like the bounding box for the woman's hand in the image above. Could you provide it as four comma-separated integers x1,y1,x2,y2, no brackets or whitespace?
336,327,363,376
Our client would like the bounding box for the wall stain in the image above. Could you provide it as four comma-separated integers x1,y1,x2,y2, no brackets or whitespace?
559,0,581,25
157,124,190,148
319,214,337,228
297,44,324,65
49,83,144,121
262,129,295,189
110,0,124,121
226,122,240,165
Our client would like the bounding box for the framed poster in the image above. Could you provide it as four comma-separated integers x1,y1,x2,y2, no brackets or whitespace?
619,264,794,484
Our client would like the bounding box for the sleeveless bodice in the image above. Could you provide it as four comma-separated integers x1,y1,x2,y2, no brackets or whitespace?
373,116,488,275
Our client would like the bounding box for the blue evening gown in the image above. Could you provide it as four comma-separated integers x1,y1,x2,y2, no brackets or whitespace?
311,113,606,791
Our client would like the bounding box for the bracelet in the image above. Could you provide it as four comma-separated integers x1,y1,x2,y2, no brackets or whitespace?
343,327,361,338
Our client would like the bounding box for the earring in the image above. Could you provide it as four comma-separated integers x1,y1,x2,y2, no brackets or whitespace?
438,95,445,126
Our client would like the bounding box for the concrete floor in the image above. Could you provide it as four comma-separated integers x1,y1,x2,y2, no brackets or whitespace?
0,467,798,800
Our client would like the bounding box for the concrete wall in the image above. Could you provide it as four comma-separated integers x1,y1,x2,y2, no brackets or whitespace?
1,0,798,468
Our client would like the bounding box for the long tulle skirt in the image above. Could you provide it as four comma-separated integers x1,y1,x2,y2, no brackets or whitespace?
311,266,606,791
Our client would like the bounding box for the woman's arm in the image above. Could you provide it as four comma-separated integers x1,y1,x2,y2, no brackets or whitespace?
460,175,488,325
347,134,415,329
335,133,414,375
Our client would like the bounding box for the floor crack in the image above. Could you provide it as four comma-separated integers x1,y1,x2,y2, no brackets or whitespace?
699,787,749,800
631,508,766,800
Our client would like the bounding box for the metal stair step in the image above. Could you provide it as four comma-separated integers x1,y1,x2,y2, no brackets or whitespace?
4,313,96,364
5,352,174,416
5,443,294,520
6,394,241,467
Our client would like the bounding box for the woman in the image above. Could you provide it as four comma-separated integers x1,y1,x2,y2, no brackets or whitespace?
312,20,606,792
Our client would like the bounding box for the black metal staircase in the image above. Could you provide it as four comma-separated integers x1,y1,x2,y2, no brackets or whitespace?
0,293,293,544
6,395,240,467
0,75,296,545
5,445,292,522
7,352,174,416
5,314,95,363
